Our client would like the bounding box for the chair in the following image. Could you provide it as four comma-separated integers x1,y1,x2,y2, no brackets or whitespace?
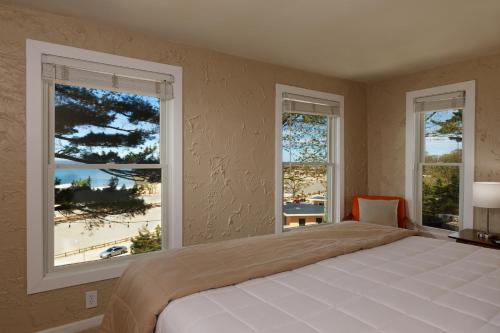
344,195,408,228
344,195,432,236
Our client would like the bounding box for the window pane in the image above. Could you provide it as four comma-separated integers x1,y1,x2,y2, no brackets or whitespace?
54,168,162,266
54,84,160,164
282,164,329,230
421,165,460,231
423,109,462,163
282,113,328,163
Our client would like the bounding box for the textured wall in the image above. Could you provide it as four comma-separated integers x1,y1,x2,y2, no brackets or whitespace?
0,4,367,332
367,53,500,233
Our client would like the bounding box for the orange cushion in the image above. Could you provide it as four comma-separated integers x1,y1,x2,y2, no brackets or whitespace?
352,195,406,228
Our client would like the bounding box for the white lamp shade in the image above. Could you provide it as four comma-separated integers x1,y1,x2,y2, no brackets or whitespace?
473,182,500,208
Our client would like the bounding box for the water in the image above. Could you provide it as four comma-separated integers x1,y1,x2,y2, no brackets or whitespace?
55,168,135,188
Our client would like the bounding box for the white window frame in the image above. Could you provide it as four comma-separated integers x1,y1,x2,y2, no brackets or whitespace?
275,84,344,233
405,81,475,233
26,39,183,294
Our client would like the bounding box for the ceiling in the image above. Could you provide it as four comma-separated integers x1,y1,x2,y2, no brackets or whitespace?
4,0,500,81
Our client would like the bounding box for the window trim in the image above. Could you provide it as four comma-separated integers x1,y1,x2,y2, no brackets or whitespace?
26,39,183,294
275,84,344,233
405,81,475,233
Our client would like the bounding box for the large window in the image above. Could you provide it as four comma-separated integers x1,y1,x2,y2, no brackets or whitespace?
406,82,475,232
275,85,343,232
27,40,182,293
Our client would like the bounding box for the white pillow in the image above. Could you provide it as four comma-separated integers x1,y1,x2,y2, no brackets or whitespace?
358,198,399,227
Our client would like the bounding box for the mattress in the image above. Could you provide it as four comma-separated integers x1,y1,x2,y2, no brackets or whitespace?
155,236,500,333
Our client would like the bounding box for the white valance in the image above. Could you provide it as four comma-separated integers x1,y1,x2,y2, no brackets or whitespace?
42,55,173,100
283,93,340,116
415,91,465,112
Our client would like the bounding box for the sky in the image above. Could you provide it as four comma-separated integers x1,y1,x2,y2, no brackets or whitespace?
425,136,461,156
56,86,461,186
424,109,462,156
54,85,161,164
281,109,463,162
54,85,161,187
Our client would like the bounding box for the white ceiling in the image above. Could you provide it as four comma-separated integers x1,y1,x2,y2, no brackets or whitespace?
5,0,500,81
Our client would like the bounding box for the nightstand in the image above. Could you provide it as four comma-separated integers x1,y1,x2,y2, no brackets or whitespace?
448,229,500,249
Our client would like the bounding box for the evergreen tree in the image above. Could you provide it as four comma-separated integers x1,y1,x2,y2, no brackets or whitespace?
130,225,161,254
282,113,328,162
421,108,463,230
54,85,160,227
55,177,151,225
282,113,327,200
55,84,160,167
427,110,463,142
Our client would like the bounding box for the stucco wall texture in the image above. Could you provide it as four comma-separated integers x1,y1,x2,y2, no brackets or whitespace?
0,4,368,332
367,53,500,233
4,2,500,332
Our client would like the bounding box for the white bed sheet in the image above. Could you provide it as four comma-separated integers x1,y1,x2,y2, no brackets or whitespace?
156,236,500,333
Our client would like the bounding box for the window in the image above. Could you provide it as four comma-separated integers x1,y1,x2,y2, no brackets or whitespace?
27,40,182,293
406,81,475,232
275,85,344,232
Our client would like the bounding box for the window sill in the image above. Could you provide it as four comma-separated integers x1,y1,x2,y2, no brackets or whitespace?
29,261,127,294
28,249,169,294
419,225,454,240
282,222,336,233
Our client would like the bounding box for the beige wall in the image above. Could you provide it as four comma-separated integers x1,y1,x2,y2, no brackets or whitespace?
0,4,367,332
367,53,500,233
3,3,500,332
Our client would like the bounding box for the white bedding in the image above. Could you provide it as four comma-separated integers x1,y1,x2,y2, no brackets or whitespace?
155,236,500,333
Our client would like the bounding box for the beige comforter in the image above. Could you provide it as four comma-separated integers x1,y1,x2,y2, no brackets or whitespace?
100,222,417,333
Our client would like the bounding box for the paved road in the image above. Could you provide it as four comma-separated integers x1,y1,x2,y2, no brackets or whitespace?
55,240,133,266
54,193,161,267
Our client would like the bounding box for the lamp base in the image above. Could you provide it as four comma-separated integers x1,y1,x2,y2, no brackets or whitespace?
477,231,491,239
477,208,493,240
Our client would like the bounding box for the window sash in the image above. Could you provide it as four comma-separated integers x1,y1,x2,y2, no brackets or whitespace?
282,162,334,225
52,163,165,169
44,72,168,272
282,161,334,167
416,111,463,164
282,111,335,164
47,80,167,166
415,109,464,229
281,112,337,228
416,163,464,230
405,81,474,236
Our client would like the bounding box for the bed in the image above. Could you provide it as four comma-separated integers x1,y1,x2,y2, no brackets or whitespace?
155,236,500,333
101,223,500,333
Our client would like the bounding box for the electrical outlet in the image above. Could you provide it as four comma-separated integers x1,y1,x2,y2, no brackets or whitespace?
85,290,98,309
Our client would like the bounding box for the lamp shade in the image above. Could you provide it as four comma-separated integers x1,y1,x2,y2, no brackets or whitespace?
473,182,500,208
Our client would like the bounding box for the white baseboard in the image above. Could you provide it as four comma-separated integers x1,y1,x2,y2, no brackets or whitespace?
35,315,103,333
